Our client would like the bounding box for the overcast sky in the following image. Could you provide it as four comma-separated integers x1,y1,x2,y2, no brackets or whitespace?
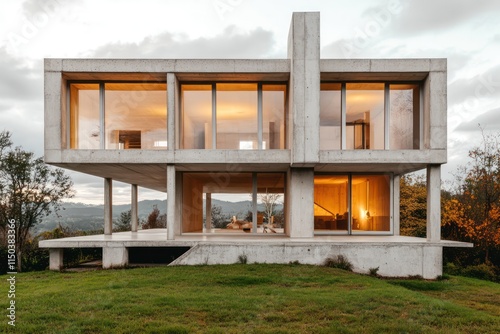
1,0,499,204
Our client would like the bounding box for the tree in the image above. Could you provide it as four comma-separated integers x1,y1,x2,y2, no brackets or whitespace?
400,174,427,237
141,205,165,229
443,131,500,264
0,131,74,271
211,205,229,228
114,210,131,232
258,191,282,224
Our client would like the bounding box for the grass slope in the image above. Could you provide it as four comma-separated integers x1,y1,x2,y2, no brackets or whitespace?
2,264,499,333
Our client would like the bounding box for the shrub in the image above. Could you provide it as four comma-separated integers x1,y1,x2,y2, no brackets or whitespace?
237,254,248,264
461,264,497,281
323,255,353,271
369,267,379,276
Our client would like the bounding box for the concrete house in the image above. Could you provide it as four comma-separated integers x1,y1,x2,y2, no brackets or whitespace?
40,12,471,278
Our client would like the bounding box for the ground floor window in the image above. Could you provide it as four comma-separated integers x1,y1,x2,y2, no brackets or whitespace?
314,174,392,234
182,172,285,234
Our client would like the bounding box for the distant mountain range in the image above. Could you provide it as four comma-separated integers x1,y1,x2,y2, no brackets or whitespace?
37,199,282,233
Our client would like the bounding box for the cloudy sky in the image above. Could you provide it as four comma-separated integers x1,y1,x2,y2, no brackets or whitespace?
1,0,499,204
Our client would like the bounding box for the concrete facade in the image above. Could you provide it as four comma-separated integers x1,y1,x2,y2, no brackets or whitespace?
40,12,471,278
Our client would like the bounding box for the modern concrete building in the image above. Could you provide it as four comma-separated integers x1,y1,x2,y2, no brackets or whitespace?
40,12,471,278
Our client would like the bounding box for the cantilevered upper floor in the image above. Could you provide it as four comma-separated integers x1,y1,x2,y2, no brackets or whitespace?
44,12,447,192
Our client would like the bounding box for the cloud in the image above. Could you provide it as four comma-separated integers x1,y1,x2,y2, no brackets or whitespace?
382,0,500,36
454,107,500,133
448,63,500,109
91,25,276,59
0,47,41,101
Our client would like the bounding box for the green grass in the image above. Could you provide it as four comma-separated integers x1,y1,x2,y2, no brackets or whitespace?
1,264,499,333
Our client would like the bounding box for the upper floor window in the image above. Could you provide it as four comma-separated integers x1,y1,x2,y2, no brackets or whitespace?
181,83,286,150
69,82,167,149
320,82,420,150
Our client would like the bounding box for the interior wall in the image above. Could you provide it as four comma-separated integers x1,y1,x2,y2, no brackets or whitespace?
182,174,204,232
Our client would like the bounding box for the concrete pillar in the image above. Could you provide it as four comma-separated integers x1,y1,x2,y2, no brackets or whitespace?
102,246,128,269
287,12,320,164
104,178,113,235
49,249,63,271
393,175,400,236
426,165,441,242
131,184,138,232
206,193,212,231
167,73,179,150
287,168,314,238
422,246,443,279
167,165,176,240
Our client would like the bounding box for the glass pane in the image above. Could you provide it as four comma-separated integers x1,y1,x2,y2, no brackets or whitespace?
104,83,167,150
263,85,286,149
70,83,100,149
216,83,258,149
320,83,341,150
257,173,285,233
182,85,212,149
346,83,385,149
351,175,391,232
390,84,419,149
314,175,349,232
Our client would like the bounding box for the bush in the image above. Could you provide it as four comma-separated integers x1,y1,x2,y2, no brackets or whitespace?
323,255,353,271
461,264,497,281
369,267,379,276
237,254,248,264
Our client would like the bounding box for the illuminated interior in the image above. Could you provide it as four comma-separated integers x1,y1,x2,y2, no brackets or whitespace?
70,83,167,149
181,83,286,150
182,173,285,234
314,174,391,233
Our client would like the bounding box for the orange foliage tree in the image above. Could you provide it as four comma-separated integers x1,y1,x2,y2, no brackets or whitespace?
443,132,500,263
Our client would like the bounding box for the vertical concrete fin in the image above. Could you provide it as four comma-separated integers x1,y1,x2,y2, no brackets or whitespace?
288,12,320,164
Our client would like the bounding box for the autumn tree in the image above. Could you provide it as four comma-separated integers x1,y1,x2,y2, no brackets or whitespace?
141,205,166,229
443,131,500,264
400,174,427,237
0,131,74,271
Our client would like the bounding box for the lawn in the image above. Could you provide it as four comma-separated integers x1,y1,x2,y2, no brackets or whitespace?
2,264,499,333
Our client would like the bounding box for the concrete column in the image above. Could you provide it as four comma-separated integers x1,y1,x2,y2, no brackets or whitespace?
102,246,128,269
131,184,138,232
422,246,442,279
206,193,212,231
167,165,176,240
49,249,63,271
426,165,441,242
167,73,179,150
287,168,314,238
393,175,400,236
104,178,113,235
287,12,320,164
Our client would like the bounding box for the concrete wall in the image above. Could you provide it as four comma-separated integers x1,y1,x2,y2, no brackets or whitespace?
171,243,443,279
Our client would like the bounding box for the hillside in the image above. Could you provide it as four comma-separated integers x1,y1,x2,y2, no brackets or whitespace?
2,265,499,333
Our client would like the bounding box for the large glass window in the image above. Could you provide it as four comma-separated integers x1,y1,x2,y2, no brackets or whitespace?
182,84,213,149
70,82,167,149
216,83,258,149
320,83,341,150
390,84,420,149
263,85,286,149
182,172,285,234
314,174,391,234
104,83,167,149
346,83,385,150
70,84,100,149
181,83,286,150
319,82,420,150
314,175,348,232
351,175,391,233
